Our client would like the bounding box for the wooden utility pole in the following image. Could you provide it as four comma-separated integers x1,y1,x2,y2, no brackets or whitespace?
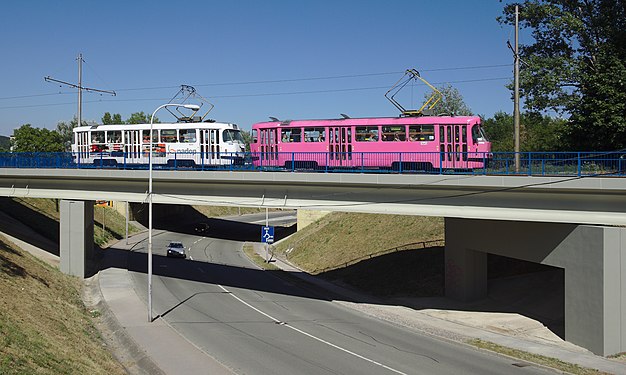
45,53,116,126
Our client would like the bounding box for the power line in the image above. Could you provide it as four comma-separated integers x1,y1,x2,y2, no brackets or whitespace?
0,63,512,103
114,64,511,92
0,76,510,110
0,92,74,101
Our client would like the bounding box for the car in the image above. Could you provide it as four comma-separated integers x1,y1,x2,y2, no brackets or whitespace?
194,222,209,234
166,241,186,258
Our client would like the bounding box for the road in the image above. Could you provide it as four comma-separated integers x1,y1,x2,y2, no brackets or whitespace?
126,212,552,375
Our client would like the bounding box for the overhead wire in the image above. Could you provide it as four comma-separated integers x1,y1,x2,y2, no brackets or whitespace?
0,64,512,109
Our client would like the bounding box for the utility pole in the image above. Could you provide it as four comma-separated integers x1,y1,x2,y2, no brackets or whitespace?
45,53,116,126
514,4,521,173
78,53,83,129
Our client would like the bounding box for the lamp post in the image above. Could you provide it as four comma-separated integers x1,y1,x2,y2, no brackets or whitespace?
148,103,199,322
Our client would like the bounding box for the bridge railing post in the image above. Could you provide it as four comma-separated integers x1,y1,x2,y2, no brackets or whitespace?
577,152,582,177
439,152,443,175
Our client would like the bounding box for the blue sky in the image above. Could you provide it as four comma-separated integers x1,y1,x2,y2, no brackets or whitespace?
0,0,523,136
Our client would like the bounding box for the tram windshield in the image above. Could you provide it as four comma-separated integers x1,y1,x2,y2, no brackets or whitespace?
223,129,245,143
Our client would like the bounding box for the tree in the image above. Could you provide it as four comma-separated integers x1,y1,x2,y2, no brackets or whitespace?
102,112,123,125
427,84,473,116
499,1,626,150
56,117,84,151
11,124,65,152
482,111,567,152
126,111,158,124
240,130,252,151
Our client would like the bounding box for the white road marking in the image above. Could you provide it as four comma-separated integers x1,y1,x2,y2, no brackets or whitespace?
218,285,407,375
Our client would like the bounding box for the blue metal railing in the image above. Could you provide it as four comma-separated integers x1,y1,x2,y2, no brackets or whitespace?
0,151,624,177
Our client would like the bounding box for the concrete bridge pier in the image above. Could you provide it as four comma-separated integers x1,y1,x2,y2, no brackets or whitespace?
60,199,94,278
444,218,626,356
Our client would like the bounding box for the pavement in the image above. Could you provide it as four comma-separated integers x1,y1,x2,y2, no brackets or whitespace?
4,223,626,375
254,243,626,375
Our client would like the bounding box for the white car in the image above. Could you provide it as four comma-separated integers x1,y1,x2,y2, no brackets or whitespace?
166,241,186,258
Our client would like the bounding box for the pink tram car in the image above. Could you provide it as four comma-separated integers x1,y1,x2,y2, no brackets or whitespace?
250,116,491,171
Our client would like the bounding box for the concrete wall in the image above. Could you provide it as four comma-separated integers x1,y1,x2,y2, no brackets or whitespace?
59,200,94,278
445,218,625,356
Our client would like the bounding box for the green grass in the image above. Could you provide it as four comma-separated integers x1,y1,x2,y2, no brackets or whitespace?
275,212,443,273
468,339,611,375
273,212,445,298
0,197,139,247
243,243,280,271
193,205,277,218
0,235,125,375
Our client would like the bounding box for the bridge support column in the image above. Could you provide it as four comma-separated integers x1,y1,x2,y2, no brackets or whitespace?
60,200,94,278
444,218,625,356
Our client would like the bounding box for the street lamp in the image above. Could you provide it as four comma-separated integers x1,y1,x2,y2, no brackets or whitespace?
148,103,200,322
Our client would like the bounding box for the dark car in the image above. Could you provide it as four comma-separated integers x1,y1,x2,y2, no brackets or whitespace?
194,222,209,234
166,241,186,258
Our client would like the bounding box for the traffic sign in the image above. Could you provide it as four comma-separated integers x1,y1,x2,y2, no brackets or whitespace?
261,226,274,243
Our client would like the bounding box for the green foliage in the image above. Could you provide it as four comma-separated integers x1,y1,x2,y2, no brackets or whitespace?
11,125,64,152
499,0,626,150
567,50,626,150
55,117,85,151
0,136,10,152
126,111,159,124
241,130,252,151
427,84,473,116
482,111,567,152
101,112,122,125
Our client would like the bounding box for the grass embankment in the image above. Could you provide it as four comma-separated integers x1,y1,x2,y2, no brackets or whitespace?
0,235,125,374
0,197,138,247
274,212,445,298
0,197,138,373
193,205,274,218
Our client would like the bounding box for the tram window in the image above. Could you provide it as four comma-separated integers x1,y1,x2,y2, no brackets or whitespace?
142,130,158,143
252,129,258,143
355,126,378,142
179,129,197,143
304,127,325,142
471,125,487,143
91,131,105,144
408,125,435,141
107,130,122,143
382,126,405,142
281,128,301,143
160,129,177,143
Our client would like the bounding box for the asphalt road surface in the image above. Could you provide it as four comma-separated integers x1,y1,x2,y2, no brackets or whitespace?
127,212,552,375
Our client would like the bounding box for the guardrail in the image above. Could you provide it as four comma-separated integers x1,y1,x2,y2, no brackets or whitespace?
0,151,624,176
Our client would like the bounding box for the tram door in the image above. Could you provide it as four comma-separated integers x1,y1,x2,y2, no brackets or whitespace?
200,129,220,165
439,125,468,169
328,127,352,167
124,130,141,163
259,128,278,166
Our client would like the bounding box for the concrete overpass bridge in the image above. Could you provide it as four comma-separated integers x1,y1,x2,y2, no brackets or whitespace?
0,168,624,356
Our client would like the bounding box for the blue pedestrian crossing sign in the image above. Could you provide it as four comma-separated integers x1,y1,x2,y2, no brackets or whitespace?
261,226,274,244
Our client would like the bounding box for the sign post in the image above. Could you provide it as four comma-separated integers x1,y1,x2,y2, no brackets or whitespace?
261,226,274,262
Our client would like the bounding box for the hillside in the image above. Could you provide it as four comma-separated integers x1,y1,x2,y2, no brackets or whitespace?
0,235,125,374
274,212,446,298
